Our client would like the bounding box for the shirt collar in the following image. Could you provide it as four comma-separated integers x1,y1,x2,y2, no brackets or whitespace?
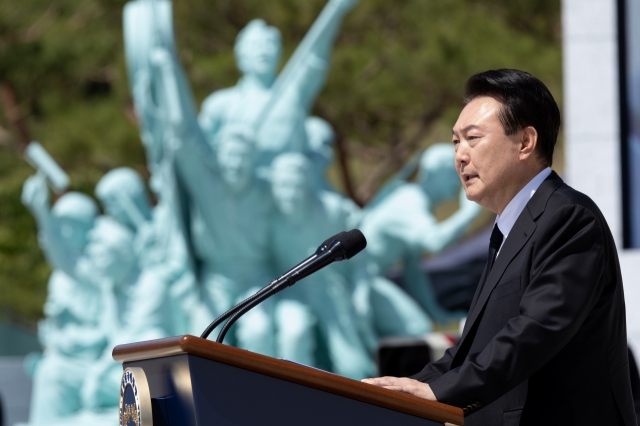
496,167,552,242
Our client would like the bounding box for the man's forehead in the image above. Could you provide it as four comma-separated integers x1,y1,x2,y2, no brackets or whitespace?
453,96,502,134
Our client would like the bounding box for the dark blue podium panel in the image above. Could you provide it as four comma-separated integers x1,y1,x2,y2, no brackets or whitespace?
129,354,444,426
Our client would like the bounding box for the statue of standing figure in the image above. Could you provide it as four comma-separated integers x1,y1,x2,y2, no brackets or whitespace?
137,0,362,359
75,217,140,412
22,167,188,424
20,208,165,425
199,0,359,168
21,174,106,423
270,153,375,378
94,167,197,337
360,143,482,326
176,124,279,355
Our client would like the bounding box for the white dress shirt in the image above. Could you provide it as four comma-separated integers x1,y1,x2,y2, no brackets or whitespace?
495,167,552,256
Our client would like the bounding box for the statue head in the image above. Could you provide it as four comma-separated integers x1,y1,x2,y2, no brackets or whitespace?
216,125,257,192
306,116,336,176
84,216,136,285
234,19,282,81
418,143,461,203
95,167,151,229
271,153,311,216
51,192,98,253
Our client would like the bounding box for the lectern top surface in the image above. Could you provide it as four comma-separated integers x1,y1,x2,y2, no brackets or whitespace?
113,334,464,426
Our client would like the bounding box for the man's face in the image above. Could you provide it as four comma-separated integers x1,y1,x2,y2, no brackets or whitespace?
217,138,254,190
452,96,523,213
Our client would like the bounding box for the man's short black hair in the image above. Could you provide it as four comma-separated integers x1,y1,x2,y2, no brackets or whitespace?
464,69,561,167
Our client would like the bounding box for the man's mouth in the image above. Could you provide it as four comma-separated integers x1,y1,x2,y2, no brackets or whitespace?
462,173,478,183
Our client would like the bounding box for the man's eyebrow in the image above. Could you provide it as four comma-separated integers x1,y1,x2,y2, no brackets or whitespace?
461,124,481,133
452,125,481,136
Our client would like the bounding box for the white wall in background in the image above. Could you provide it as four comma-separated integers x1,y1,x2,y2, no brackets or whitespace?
563,0,640,352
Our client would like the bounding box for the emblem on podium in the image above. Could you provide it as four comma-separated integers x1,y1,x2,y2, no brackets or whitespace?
119,367,153,426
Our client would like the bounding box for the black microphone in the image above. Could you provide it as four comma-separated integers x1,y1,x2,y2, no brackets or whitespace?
270,231,350,289
200,229,367,343
268,229,366,293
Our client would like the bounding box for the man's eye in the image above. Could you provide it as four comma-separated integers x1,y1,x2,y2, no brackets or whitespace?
452,139,460,145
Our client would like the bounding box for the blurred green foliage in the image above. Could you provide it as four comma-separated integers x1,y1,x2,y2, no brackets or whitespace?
0,0,561,325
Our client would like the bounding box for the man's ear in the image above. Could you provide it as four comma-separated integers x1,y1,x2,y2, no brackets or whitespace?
519,126,538,160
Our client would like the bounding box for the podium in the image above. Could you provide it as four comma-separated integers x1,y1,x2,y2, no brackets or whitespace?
113,335,464,426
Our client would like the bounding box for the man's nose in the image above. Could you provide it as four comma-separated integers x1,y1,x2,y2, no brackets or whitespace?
455,142,470,165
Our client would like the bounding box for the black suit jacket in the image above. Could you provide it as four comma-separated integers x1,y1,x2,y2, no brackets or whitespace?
412,172,636,426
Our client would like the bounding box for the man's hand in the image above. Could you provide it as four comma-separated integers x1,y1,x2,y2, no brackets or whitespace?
361,376,437,401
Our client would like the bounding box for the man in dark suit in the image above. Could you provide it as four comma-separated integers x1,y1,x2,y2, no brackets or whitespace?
363,69,637,425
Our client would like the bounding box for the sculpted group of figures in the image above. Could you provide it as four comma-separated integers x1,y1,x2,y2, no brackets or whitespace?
19,0,479,424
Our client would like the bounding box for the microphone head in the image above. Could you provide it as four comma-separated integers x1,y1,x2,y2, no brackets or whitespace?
321,231,347,250
335,229,367,259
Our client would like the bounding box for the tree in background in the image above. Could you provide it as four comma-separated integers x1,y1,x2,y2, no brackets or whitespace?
0,0,561,325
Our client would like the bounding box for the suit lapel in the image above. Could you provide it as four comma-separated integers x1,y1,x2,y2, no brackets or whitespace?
467,264,488,315
456,172,565,349
457,213,536,345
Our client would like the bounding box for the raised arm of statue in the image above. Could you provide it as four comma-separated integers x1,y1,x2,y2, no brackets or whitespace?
124,0,217,205
22,177,68,276
149,48,185,128
22,174,52,229
125,0,201,170
146,45,228,243
24,142,70,194
21,175,66,271
149,46,216,169
417,188,482,253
